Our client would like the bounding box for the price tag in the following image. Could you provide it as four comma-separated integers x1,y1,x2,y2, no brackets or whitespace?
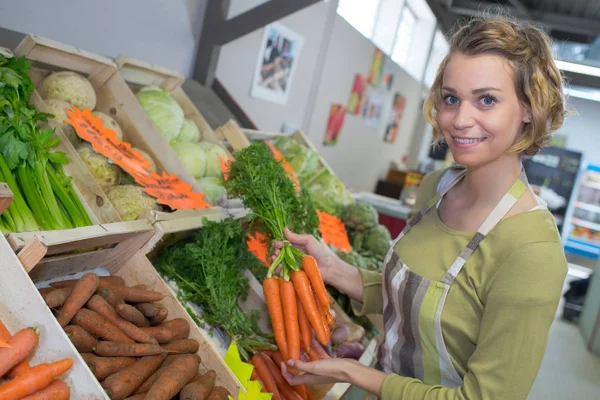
264,140,300,192
65,107,211,210
318,210,351,252
247,232,269,265
224,342,271,400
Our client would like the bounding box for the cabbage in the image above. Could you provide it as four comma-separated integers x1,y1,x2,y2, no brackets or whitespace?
136,86,184,143
196,176,227,204
171,141,207,178
274,137,320,185
199,141,229,178
178,119,201,142
308,169,354,216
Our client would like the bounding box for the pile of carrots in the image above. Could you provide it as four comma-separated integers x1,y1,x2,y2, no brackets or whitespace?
0,319,73,399
39,273,230,400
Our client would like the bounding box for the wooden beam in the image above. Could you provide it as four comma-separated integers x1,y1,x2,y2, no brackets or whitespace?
193,0,228,86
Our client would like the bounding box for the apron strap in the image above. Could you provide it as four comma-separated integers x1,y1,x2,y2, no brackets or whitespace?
441,170,528,285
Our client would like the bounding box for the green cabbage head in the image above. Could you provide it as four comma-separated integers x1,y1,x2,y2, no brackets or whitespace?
171,141,207,178
136,86,184,143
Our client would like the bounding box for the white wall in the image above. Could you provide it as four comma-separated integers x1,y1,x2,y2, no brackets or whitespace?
216,1,333,132
306,17,422,191
559,97,600,166
0,0,205,76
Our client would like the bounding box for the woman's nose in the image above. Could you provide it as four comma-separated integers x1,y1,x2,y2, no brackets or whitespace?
453,104,476,130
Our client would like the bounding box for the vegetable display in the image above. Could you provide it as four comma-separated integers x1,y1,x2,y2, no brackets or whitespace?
0,54,92,233
0,319,73,399
37,273,229,400
157,218,275,361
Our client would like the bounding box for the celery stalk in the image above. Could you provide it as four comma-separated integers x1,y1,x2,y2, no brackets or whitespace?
35,160,72,230
46,163,89,227
2,207,16,232
0,218,7,235
0,154,39,231
17,164,53,230
51,163,93,226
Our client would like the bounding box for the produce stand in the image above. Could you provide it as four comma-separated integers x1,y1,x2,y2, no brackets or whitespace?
5,219,243,397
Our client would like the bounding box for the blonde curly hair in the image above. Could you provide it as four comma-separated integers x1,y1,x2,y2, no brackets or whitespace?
424,18,567,156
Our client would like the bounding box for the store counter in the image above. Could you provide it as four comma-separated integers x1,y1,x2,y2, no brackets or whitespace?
352,192,412,238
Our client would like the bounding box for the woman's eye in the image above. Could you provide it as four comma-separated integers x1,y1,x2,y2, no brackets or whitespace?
479,96,496,106
444,95,459,105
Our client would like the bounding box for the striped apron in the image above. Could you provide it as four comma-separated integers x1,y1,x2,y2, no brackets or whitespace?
375,169,528,387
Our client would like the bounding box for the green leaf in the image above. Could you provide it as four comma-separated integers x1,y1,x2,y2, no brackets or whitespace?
48,152,68,165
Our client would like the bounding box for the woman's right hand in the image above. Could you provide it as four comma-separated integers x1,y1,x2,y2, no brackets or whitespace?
272,228,340,284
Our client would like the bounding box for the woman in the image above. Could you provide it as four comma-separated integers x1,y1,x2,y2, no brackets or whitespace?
276,18,568,399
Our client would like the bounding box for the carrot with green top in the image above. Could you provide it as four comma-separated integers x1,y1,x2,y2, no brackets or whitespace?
263,277,288,361
280,279,300,361
0,358,73,399
291,270,329,345
251,354,281,400
1,319,30,379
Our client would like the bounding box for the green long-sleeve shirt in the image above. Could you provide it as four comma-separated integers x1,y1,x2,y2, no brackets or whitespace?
353,168,567,399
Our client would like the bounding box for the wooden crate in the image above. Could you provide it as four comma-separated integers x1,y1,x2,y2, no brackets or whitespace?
13,34,219,225
6,219,243,397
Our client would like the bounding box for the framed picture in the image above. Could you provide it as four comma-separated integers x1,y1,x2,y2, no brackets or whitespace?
251,22,304,105
324,104,347,146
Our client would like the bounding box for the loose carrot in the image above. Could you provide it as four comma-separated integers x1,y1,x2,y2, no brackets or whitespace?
280,279,301,361
43,288,73,308
263,277,288,361
140,326,174,344
134,355,180,394
135,303,159,318
159,318,190,340
56,273,100,327
87,295,157,344
180,370,216,400
251,369,266,392
149,307,169,326
117,304,149,327
166,353,201,365
64,325,98,353
251,354,281,400
291,270,329,345
295,385,309,400
0,358,73,399
162,338,200,354
145,353,199,400
113,286,164,303
272,350,301,377
72,309,135,344
302,256,330,308
305,346,321,362
0,327,39,377
297,298,312,353
20,379,70,400
260,353,303,400
95,341,167,357
0,320,30,379
207,386,231,400
50,275,125,289
99,286,125,308
101,354,166,400
84,355,137,380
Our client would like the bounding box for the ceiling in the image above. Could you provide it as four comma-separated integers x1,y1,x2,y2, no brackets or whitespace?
425,0,600,89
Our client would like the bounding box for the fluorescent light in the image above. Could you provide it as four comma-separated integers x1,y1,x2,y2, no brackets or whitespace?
555,60,600,78
565,86,600,103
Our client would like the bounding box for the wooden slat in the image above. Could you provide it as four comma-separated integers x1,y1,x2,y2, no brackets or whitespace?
16,238,47,273
115,55,184,92
0,183,13,216
221,120,251,150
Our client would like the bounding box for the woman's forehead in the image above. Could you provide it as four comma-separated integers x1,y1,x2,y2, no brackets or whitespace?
443,53,515,91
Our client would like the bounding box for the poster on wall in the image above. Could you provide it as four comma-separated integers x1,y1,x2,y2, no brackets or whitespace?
323,104,347,146
251,22,304,105
347,74,366,115
383,93,407,144
383,58,395,91
362,90,384,129
366,48,385,88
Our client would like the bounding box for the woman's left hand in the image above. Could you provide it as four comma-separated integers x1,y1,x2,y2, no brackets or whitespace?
281,358,362,386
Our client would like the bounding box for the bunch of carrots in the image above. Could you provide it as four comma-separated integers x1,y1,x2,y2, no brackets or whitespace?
0,319,73,399
39,273,230,400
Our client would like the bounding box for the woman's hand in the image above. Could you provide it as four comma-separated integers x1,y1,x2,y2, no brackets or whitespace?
272,228,341,284
281,358,360,386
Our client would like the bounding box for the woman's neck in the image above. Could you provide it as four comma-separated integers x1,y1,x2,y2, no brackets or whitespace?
461,154,522,206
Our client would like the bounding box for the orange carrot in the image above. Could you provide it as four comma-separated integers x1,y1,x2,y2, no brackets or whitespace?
263,277,288,361
315,295,331,338
64,325,98,353
95,341,167,357
140,326,174,344
99,286,125,309
207,386,231,400
113,286,164,303
180,370,216,400
21,379,70,400
251,369,267,393
302,256,330,308
251,354,281,400
294,385,309,400
135,303,160,318
43,288,73,308
56,273,100,327
0,320,30,378
297,298,312,353
50,275,124,289
272,350,301,376
280,279,300,361
84,355,137,380
291,270,329,345
0,339,10,348
325,308,335,327
102,354,166,400
72,309,135,344
159,318,189,340
0,327,39,377
117,304,149,327
161,339,200,354
149,307,169,326
260,353,303,400
0,358,73,399
144,353,199,400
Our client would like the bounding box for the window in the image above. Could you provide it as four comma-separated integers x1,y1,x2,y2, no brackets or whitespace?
391,6,417,66
372,0,406,54
424,29,449,87
337,0,382,39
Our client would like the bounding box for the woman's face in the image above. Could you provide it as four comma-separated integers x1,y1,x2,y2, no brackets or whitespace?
437,53,530,168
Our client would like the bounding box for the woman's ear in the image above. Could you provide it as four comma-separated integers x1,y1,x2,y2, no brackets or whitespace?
523,108,532,124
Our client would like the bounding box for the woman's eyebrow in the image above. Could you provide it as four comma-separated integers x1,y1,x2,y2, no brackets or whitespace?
472,87,501,94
